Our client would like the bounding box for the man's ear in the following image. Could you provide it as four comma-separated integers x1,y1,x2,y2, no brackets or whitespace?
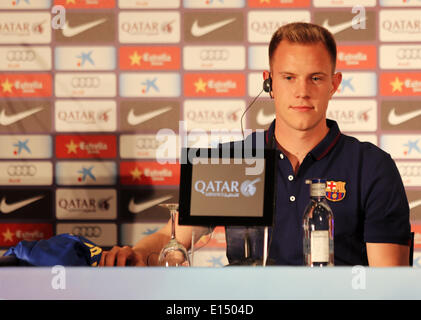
330,72,342,98
263,70,270,80
263,71,273,98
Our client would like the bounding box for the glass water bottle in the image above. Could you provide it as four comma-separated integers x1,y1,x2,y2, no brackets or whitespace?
303,179,334,267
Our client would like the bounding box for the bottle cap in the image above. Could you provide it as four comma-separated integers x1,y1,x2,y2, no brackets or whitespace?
311,178,326,184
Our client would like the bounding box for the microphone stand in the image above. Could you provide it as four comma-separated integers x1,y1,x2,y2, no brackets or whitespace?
242,226,269,267
263,226,268,267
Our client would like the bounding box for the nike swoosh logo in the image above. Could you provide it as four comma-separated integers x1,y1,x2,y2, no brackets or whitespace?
322,17,367,35
127,106,172,126
129,195,173,213
0,195,44,214
62,18,107,38
410,199,421,210
0,107,44,126
256,109,275,126
191,18,236,37
388,108,421,126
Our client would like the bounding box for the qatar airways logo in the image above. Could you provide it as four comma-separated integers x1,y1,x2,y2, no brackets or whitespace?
121,21,175,35
0,21,46,36
57,109,111,124
186,109,241,124
119,12,180,43
382,19,421,34
194,178,261,198
250,20,283,35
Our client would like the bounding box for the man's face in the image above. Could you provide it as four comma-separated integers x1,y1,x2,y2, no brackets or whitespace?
269,40,342,133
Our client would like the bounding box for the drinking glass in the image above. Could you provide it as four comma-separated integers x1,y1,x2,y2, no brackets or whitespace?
157,203,190,267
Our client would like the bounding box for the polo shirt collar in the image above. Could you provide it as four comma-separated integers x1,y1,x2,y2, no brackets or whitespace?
265,119,342,161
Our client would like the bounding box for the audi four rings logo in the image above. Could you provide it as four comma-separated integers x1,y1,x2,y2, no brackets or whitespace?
72,226,102,238
7,50,36,62
396,48,421,60
7,165,37,176
399,165,421,177
199,49,230,61
71,77,101,89
136,138,163,149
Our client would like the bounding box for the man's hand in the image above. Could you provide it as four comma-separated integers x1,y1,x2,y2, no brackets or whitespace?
99,246,146,267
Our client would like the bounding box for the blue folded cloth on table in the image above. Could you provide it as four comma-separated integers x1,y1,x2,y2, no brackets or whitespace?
2,233,102,266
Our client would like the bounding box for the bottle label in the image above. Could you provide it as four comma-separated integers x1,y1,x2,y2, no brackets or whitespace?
310,230,329,263
310,183,326,198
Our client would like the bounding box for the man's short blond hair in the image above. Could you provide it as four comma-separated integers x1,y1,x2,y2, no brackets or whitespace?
269,22,337,72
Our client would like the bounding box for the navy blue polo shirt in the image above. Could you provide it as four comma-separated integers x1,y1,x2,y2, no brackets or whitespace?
225,119,411,266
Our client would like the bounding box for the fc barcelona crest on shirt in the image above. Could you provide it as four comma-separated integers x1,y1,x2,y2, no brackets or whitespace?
326,181,346,202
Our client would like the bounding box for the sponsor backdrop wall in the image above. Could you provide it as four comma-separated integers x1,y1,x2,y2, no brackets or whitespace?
0,0,420,268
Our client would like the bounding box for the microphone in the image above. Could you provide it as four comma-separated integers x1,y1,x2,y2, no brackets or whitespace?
233,75,275,267
240,88,264,140
240,75,272,140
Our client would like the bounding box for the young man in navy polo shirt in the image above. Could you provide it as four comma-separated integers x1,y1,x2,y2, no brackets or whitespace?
100,23,411,267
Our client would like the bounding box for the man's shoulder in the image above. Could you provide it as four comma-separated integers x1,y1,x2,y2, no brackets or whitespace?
340,133,392,163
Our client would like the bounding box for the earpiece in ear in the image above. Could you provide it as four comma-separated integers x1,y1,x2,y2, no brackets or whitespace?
263,77,272,93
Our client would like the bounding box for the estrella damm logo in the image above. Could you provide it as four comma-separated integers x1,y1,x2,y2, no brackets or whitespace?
326,181,346,202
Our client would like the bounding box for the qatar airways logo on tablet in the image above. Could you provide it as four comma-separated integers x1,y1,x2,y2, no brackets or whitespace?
194,178,261,198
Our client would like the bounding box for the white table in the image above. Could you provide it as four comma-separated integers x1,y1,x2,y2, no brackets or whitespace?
0,266,420,300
